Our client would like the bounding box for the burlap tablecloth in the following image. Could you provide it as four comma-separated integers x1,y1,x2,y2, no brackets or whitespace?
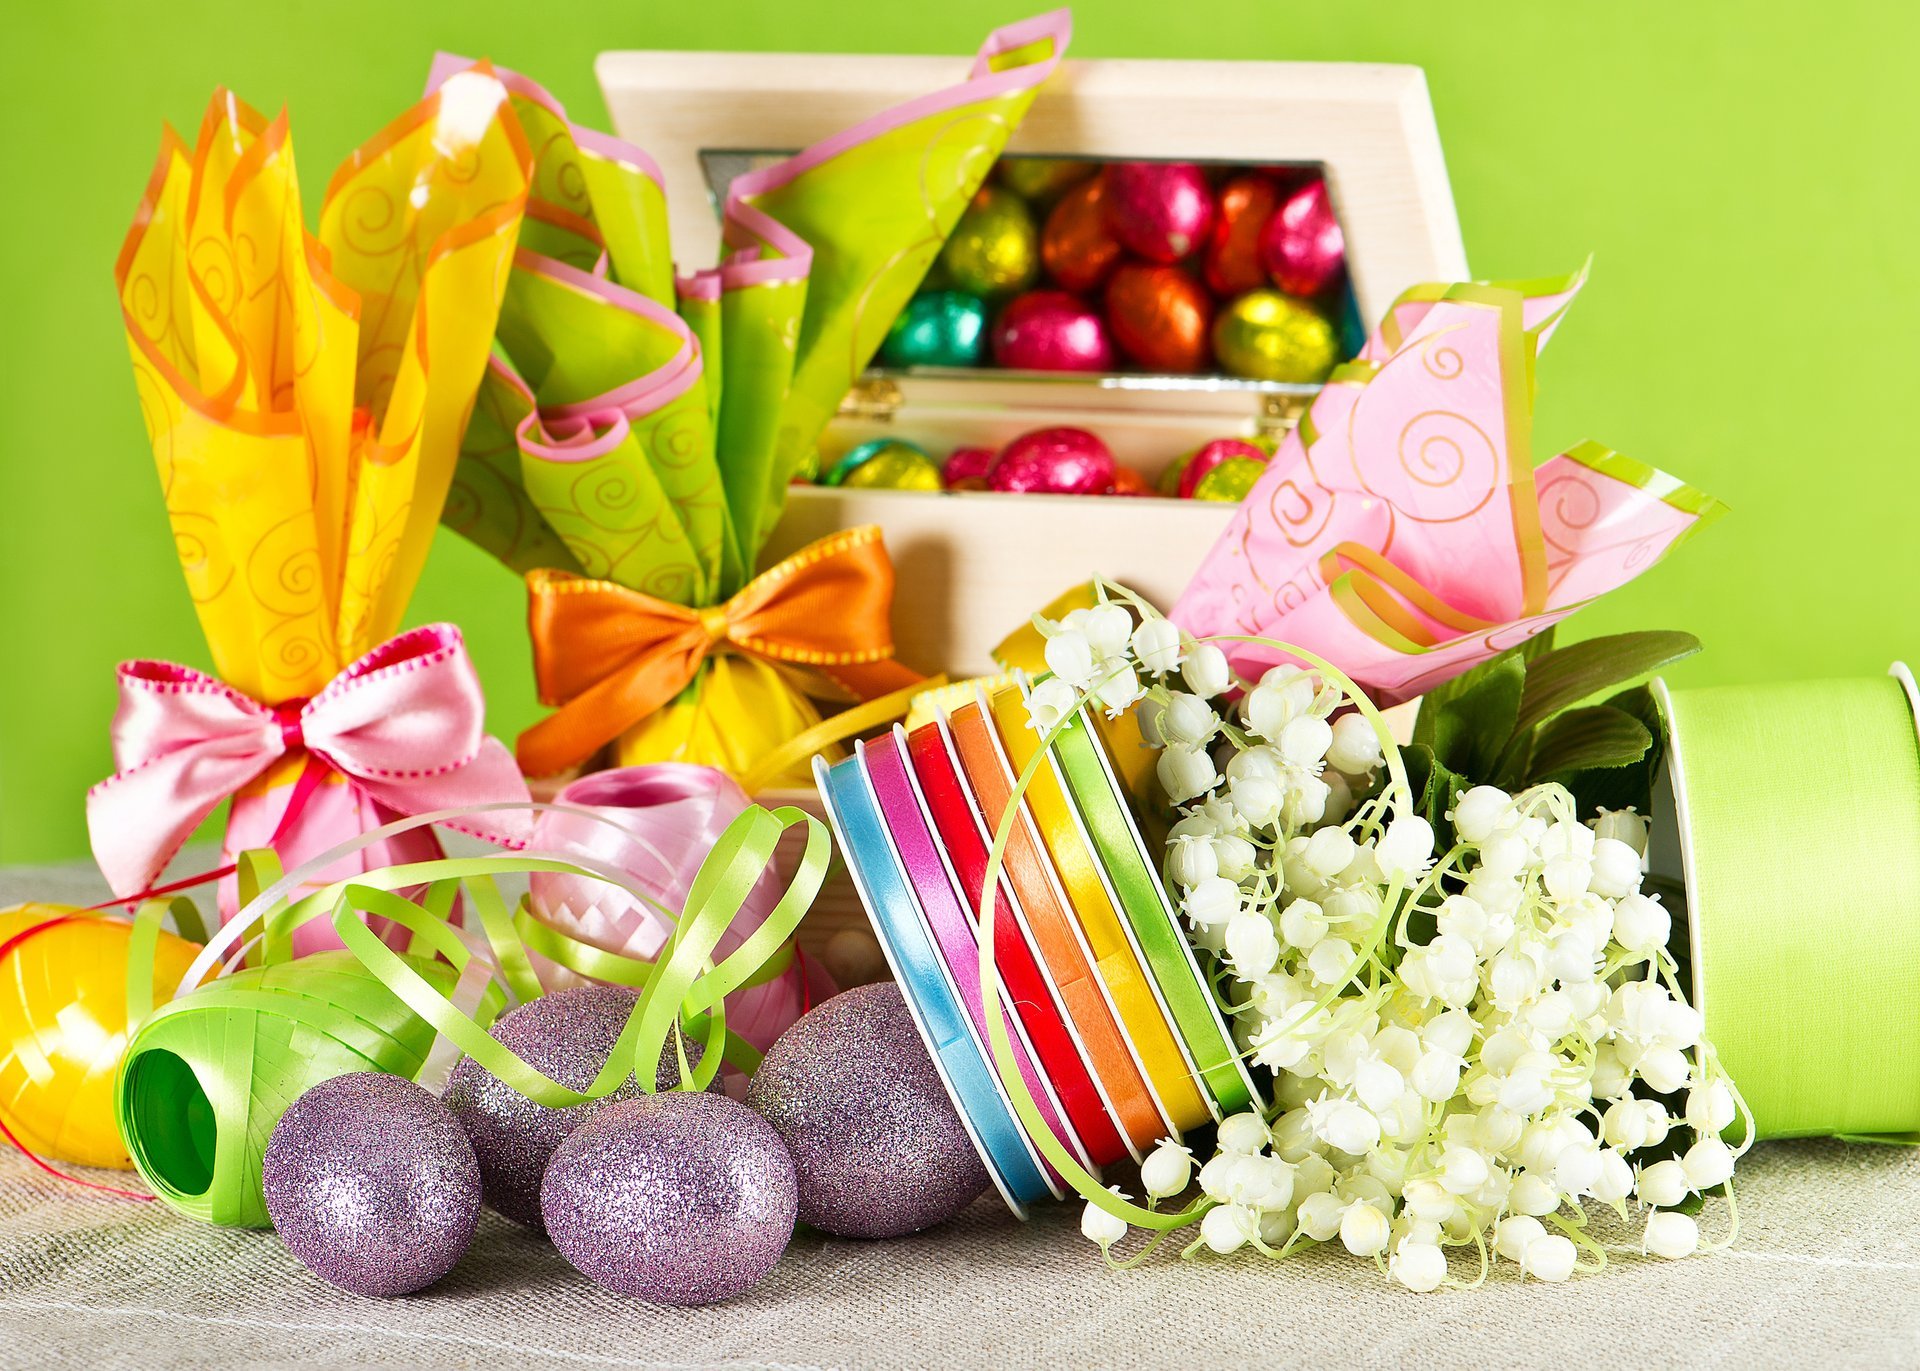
3,858,1916,1369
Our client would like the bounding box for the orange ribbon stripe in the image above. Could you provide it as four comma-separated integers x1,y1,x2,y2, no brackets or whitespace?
520,525,921,777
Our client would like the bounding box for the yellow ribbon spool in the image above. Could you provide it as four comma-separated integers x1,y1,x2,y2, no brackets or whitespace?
0,903,204,1169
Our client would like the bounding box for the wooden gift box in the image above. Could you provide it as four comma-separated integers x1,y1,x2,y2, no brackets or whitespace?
596,49,1468,981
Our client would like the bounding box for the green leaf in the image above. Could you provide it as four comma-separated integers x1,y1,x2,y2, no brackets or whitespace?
1413,649,1518,751
1422,653,1527,782
1528,704,1653,780
1401,743,1469,849
1513,631,1701,738
1561,685,1667,815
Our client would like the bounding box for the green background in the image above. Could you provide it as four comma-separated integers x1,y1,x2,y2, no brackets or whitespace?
4,2,1914,864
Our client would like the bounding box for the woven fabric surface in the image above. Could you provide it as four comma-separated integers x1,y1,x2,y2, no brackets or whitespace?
4,859,1918,1369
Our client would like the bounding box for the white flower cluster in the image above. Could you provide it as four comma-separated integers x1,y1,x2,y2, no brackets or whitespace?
1030,598,1747,1291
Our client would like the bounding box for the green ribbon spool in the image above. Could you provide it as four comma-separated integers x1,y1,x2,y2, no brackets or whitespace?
1653,665,1920,1141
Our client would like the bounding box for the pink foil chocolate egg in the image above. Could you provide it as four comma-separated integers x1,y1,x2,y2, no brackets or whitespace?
991,290,1115,371
1102,162,1215,264
1259,176,1346,298
988,427,1117,495
942,446,997,489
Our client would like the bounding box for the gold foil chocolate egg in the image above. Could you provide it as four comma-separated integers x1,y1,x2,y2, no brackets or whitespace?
827,440,944,491
940,186,1039,296
1212,289,1339,383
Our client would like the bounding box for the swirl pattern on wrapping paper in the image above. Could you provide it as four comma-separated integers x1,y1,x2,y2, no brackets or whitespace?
1420,335,1465,381
338,485,411,655
1359,410,1500,524
530,452,692,597
1537,469,1667,593
245,508,332,685
1265,477,1336,550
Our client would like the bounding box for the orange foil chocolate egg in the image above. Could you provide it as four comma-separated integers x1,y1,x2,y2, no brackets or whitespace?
1105,263,1214,373
1205,172,1283,297
1041,176,1126,294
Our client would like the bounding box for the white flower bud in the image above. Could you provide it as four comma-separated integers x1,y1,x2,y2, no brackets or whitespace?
1156,744,1219,802
1493,1214,1545,1262
1601,1098,1655,1151
1246,668,1315,734
1044,630,1098,687
1377,816,1437,883
1589,1043,1632,1100
1509,1171,1562,1217
1307,938,1356,988
1555,1143,1602,1197
1389,1239,1448,1292
1139,1139,1193,1199
1165,834,1219,889
1590,1148,1635,1204
1215,1112,1271,1156
1025,677,1079,732
1401,1177,1455,1224
1277,898,1328,949
1539,820,1596,862
1451,786,1515,844
1182,876,1241,929
1610,893,1671,956
1634,1159,1690,1207
1587,837,1644,899
1080,1188,1130,1247
1225,913,1280,976
1199,1202,1252,1254
1212,833,1257,882
1277,714,1334,767
1159,692,1217,749
1077,603,1133,658
1182,644,1232,699
1295,1190,1345,1241
1228,773,1284,827
1681,1136,1735,1190
1477,830,1531,879
1423,1009,1476,1059
1685,1080,1737,1135
1091,663,1144,717
1522,1232,1577,1282
1643,1210,1699,1260
1279,776,1331,828
1225,744,1282,783
1325,713,1384,774
1309,1097,1380,1155
1340,1201,1391,1257
1439,1147,1490,1196
1592,806,1650,856
1542,854,1593,902
1353,1057,1406,1113
1636,1046,1691,1096
1130,617,1185,675
1410,1049,1464,1102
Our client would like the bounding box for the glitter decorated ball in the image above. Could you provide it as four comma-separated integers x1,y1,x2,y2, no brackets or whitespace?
1205,172,1284,298
826,439,944,491
1212,289,1340,383
879,290,989,369
991,290,1114,372
1040,175,1125,293
746,983,988,1238
1259,176,1346,298
997,156,1096,204
1102,162,1215,264
942,445,997,490
542,1092,798,1305
1105,263,1213,373
263,1073,481,1298
939,186,1039,297
989,427,1117,495
442,984,707,1230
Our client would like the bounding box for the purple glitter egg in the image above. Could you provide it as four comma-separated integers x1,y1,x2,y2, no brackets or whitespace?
441,984,708,1230
746,982,989,1238
262,1073,481,1297
542,1092,798,1305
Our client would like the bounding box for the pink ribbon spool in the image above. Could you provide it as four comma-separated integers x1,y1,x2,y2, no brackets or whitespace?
526,764,832,1052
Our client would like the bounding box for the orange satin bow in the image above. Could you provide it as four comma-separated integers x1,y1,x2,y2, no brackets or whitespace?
520,525,922,777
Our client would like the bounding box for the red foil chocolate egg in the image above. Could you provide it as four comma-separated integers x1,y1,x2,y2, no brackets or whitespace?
1105,263,1213,373
1041,176,1126,294
1259,176,1346,298
1102,163,1215,264
942,446,996,490
991,290,1115,371
988,428,1117,495
1205,173,1283,298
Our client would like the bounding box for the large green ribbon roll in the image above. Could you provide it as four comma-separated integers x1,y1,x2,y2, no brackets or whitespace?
1654,666,1920,1140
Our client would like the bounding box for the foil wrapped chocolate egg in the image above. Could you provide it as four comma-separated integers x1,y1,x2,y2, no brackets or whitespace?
442,984,708,1230
1102,162,1215,264
997,157,1097,205
826,439,944,491
942,445,997,490
991,290,1114,372
1040,175,1125,293
1105,263,1213,373
989,427,1117,495
1193,454,1267,502
1111,466,1152,497
880,290,989,369
1205,172,1283,297
746,982,988,1239
939,186,1039,297
1259,176,1346,299
263,1073,481,1297
542,1092,798,1305
1174,437,1271,499
1212,289,1339,383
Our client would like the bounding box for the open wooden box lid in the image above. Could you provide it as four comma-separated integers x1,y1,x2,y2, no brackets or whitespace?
596,49,1470,678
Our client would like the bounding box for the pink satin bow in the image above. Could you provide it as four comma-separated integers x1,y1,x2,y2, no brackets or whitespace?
86,623,531,899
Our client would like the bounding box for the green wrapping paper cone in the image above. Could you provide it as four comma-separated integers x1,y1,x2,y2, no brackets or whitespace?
430,16,1070,783
1651,665,1920,1141
115,951,465,1228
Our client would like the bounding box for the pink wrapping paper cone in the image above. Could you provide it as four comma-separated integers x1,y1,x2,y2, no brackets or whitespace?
527,765,829,1051
1172,267,1724,702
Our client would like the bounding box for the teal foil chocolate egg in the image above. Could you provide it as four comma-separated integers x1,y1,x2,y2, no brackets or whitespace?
880,291,990,369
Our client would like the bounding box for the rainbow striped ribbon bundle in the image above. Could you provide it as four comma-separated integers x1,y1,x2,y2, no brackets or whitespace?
814,679,1254,1215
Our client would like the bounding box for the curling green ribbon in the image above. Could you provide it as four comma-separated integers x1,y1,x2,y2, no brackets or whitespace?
1656,670,1920,1141
114,806,829,1227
